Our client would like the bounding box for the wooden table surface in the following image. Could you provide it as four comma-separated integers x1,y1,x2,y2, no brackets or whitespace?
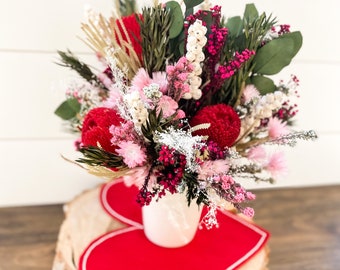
0,184,339,270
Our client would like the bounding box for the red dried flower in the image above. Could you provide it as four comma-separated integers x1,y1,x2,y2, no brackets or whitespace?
116,14,143,62
190,104,241,148
81,107,123,153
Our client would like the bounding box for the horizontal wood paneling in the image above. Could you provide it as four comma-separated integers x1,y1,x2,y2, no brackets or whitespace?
0,52,103,139
270,61,340,133
1,0,339,62
0,0,112,53
0,139,103,207
0,0,339,206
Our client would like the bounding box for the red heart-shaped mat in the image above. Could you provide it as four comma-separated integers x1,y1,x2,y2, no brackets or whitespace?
79,180,269,270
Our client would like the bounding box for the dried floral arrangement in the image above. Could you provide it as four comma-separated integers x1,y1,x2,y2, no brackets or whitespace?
55,0,317,226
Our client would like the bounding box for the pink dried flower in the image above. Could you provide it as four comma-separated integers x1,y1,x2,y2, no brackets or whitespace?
247,146,267,162
97,72,113,89
268,117,289,139
157,95,178,118
131,68,152,92
166,56,193,101
151,71,167,93
175,109,186,119
242,84,260,104
233,193,246,203
265,151,288,178
220,174,234,189
122,166,156,188
116,141,147,168
103,85,123,109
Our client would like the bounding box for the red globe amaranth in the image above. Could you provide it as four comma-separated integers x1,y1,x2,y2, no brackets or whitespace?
81,107,123,153
190,104,241,149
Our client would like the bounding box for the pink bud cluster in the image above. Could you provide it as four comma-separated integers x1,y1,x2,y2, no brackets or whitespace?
187,5,222,25
110,121,136,145
166,56,193,101
211,174,256,218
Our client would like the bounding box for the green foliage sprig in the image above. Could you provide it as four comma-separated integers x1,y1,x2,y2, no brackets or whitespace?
57,50,109,92
141,108,176,143
137,5,173,75
54,50,111,121
184,172,209,206
76,146,125,168
220,4,302,106
115,0,136,17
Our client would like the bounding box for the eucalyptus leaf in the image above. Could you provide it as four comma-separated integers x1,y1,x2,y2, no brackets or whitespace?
166,1,184,39
226,16,243,37
54,98,81,120
184,0,204,10
253,31,303,75
278,31,303,59
250,75,276,94
244,3,258,24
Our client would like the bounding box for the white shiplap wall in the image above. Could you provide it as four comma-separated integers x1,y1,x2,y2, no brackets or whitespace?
0,0,339,207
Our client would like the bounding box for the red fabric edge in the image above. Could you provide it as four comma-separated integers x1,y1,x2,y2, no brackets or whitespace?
99,179,143,229
220,210,270,269
79,226,142,270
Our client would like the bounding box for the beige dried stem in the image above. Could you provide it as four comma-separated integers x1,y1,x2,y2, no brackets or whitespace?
61,154,130,181
80,13,142,81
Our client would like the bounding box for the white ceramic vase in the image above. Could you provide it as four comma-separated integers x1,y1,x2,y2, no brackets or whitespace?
142,191,203,248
